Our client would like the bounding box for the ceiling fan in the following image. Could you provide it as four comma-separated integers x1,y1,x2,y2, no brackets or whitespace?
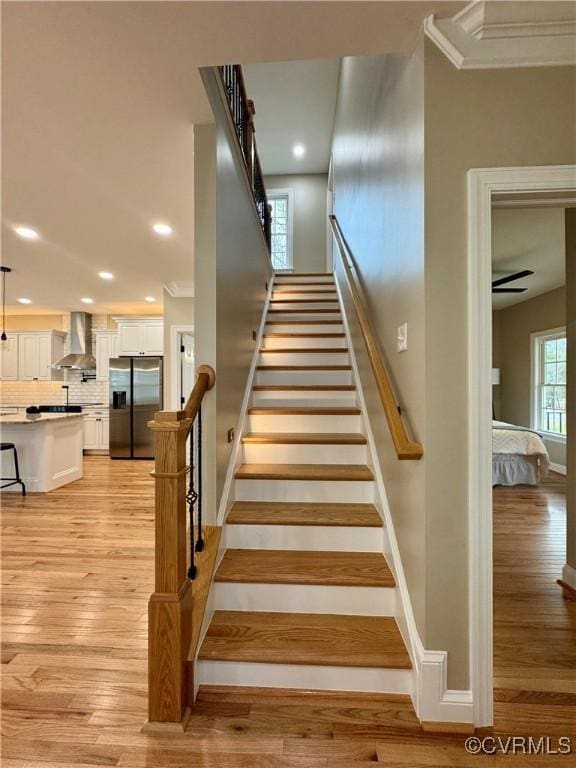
492,269,534,293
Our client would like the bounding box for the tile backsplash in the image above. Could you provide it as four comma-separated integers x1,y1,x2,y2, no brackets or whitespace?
0,313,109,407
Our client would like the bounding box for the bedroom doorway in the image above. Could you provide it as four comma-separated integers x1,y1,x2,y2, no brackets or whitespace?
467,165,576,727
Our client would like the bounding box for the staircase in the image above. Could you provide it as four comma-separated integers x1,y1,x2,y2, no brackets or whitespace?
195,273,413,695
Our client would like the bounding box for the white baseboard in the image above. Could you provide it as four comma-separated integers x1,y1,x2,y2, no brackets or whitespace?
562,564,576,591
549,462,567,476
414,636,474,724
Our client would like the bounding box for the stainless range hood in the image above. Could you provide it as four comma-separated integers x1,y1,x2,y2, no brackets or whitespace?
54,312,97,370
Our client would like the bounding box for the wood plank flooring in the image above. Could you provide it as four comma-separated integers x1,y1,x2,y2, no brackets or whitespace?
2,458,575,766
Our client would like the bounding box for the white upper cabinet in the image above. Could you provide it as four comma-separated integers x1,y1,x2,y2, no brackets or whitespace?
15,332,65,381
115,318,163,356
0,334,19,380
95,332,119,381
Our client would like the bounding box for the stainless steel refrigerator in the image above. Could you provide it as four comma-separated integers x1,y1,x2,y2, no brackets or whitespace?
109,357,163,459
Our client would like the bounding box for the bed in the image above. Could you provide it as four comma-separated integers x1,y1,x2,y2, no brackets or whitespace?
492,421,550,486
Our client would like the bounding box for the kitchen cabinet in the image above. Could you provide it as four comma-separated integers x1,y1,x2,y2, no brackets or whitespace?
0,334,19,380
83,410,109,452
14,332,65,381
95,332,118,381
115,318,163,356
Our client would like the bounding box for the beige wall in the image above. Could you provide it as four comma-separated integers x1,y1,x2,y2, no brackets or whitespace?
331,38,575,689
424,41,575,686
4,314,64,331
332,45,428,642
566,210,576,572
162,290,194,409
264,174,328,273
495,287,566,467
199,69,272,519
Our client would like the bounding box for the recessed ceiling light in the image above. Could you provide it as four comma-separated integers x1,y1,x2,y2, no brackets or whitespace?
98,271,114,280
17,297,32,305
80,297,94,304
14,226,40,240
144,296,156,303
292,143,306,158
152,222,173,237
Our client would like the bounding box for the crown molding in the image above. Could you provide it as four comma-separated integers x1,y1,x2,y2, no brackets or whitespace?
164,281,194,298
425,1,576,69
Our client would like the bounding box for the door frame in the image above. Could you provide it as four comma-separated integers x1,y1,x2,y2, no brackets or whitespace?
467,164,576,727
170,324,194,411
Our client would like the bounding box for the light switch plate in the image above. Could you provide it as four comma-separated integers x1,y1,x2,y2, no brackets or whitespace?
397,323,408,352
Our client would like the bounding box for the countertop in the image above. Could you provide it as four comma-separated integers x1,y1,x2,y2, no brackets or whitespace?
0,413,84,425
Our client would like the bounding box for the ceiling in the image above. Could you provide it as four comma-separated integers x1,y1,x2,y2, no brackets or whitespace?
492,207,566,310
243,59,340,175
2,1,461,315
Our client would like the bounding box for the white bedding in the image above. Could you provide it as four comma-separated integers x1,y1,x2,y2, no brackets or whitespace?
492,421,550,484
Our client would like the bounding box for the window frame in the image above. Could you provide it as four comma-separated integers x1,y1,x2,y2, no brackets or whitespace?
267,188,294,272
531,325,567,443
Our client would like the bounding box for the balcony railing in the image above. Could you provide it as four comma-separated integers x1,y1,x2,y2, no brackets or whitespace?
218,65,271,250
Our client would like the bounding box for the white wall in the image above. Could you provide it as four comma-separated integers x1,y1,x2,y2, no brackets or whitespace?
265,174,328,273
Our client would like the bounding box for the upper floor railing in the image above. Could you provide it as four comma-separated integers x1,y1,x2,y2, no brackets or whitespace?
147,365,216,726
329,215,423,461
218,65,271,249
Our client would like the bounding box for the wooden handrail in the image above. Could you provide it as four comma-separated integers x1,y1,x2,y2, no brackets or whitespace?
328,215,423,461
147,365,215,727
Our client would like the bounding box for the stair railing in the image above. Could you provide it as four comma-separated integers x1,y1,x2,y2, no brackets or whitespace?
329,214,423,461
218,64,271,250
147,365,216,726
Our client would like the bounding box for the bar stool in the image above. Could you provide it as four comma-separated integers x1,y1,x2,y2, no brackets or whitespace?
0,443,26,496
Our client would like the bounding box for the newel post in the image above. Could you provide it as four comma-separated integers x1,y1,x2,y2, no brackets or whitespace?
147,409,192,728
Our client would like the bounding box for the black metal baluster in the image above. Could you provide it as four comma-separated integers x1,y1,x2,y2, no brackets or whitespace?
195,405,204,553
186,423,198,580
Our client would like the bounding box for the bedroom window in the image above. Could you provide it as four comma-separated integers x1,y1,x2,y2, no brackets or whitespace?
268,190,293,271
532,327,567,439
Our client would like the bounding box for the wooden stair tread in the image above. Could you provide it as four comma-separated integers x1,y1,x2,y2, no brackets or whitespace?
256,365,351,371
215,549,394,587
267,309,341,314
248,407,360,415
273,289,337,294
235,464,373,481
252,385,355,391
270,298,339,304
227,501,382,527
260,347,348,354
265,320,342,325
263,333,345,338
242,432,367,445
198,611,411,669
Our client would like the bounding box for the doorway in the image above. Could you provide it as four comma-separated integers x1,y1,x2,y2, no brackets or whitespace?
467,165,576,727
179,332,195,409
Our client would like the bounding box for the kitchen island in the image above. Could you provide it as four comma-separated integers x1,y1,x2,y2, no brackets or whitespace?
0,413,83,492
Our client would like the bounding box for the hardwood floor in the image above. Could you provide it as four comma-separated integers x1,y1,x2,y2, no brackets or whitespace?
2,458,575,766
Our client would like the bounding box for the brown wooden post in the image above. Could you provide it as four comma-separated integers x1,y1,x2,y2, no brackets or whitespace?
147,409,192,729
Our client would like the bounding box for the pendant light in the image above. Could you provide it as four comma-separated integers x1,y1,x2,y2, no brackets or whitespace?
0,266,12,341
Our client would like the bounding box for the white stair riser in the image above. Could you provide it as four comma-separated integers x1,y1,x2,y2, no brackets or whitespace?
224,523,385,552
252,391,357,408
274,276,334,284
270,302,340,311
272,293,338,302
259,351,349,367
242,442,367,464
248,414,362,433
256,370,353,386
235,478,375,503
214,582,395,616
262,336,346,349
266,313,342,322
265,324,344,334
197,661,412,694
